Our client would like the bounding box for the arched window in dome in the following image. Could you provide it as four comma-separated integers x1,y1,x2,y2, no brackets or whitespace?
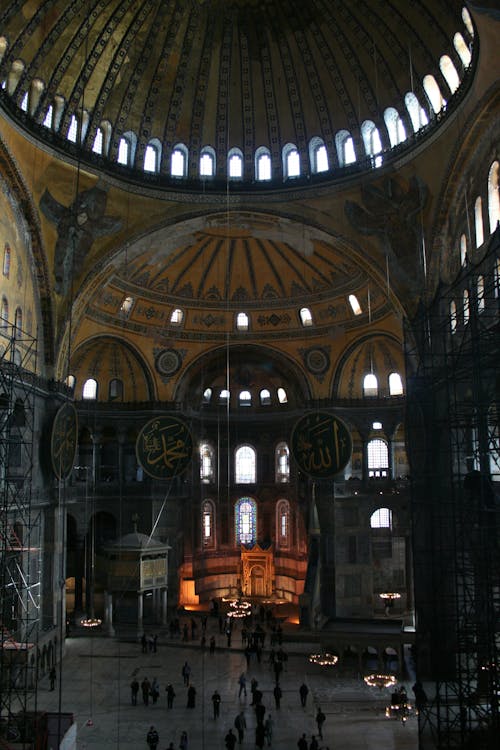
228,148,243,179
8,59,24,96
20,91,28,112
170,307,184,325
462,7,474,36
82,378,98,400
14,307,22,334
475,196,484,248
423,75,446,114
440,55,460,95
235,445,256,484
29,78,44,114
260,389,271,406
219,388,230,403
235,497,257,545
65,375,75,391
367,439,389,478
239,390,252,407
0,37,7,62
255,147,272,181
370,507,392,529
52,95,65,132
299,307,313,327
283,143,300,178
384,108,406,147
92,127,104,155
336,130,356,166
405,92,429,132
348,294,362,316
463,290,470,324
236,312,249,331
488,161,500,233
388,373,404,396
202,387,212,404
276,499,290,548
144,140,161,173
361,121,383,167
275,442,290,483
363,373,378,397
200,146,216,178
119,296,134,317
43,105,53,129
202,500,215,547
1,296,8,326
309,137,329,173
277,387,288,404
450,299,457,333
3,243,10,278
200,441,215,483
118,132,137,166
454,32,472,68
109,378,123,401
171,143,188,177
67,114,78,143
460,233,467,266
477,275,485,313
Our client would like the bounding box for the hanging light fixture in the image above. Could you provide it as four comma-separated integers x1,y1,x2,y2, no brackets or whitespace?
227,599,251,619
379,591,401,602
364,673,397,689
308,652,338,666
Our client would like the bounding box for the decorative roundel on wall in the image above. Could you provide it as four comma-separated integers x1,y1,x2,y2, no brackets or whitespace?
155,348,182,377
305,347,330,375
136,416,193,480
51,402,78,480
291,411,352,478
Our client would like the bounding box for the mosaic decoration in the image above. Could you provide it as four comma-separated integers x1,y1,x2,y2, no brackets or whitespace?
257,313,292,327
155,348,182,377
51,402,78,480
300,346,331,382
291,412,352,478
136,416,193,480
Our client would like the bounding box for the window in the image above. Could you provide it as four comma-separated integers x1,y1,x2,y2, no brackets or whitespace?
92,127,104,155
228,148,243,179
462,7,474,36
202,500,215,546
260,389,271,406
460,233,467,266
219,389,230,402
235,497,257,545
1,297,8,326
117,137,130,165
43,105,53,129
236,312,249,331
239,390,252,407
171,146,187,177
309,137,328,173
463,290,470,324
283,144,300,178
372,421,382,430
20,91,28,112
299,307,313,326
475,196,484,247
144,143,159,173
361,121,383,167
277,387,288,404
405,92,428,132
276,499,290,548
488,161,500,233
370,507,393,529
388,372,404,396
423,75,446,114
384,108,406,147
256,148,272,181
67,114,78,143
450,300,457,333
440,55,460,94
477,275,485,313
170,308,184,325
348,294,362,315
109,378,123,401
454,32,472,68
14,307,22,334
200,442,215,483
335,130,356,166
65,375,75,390
275,442,290,483
367,439,389,477
202,387,212,404
235,445,256,484
3,244,10,277
119,296,134,317
363,373,378,397
82,378,98,400
200,147,215,177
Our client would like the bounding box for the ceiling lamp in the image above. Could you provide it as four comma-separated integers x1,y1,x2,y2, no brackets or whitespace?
80,617,102,628
379,592,401,602
227,599,251,618
364,673,397,690
308,652,339,666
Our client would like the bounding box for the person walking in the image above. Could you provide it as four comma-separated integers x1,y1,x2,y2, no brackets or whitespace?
309,736,319,750
212,689,221,718
130,678,139,705
264,714,274,747
49,667,56,691
234,711,247,744
273,683,282,709
166,683,176,708
315,707,326,739
255,723,266,750
141,677,151,706
238,672,247,698
255,701,266,726
151,677,160,704
179,730,188,750
225,728,237,750
182,661,191,686
146,726,159,750
187,684,196,708
297,734,308,750
299,682,309,707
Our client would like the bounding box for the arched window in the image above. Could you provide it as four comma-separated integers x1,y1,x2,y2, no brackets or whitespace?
361,121,382,166
335,130,356,166
117,136,131,165
82,378,98,400
236,312,249,331
348,294,362,315
1,296,8,326
67,114,78,143
202,500,215,547
367,439,389,477
388,373,404,396
144,141,161,173
202,387,212,404
299,307,313,326
255,147,272,181
260,388,271,406
275,442,290,483
65,375,76,390
200,147,216,177
3,243,10,277
200,441,215,483
276,499,290,548
475,196,484,247
171,144,188,177
384,108,406,147
460,233,467,266
423,75,446,114
119,296,134,317
488,161,500,233
235,445,256,484
277,387,288,404
20,91,28,112
309,137,328,173
92,127,104,155
14,307,22,334
170,307,184,325
363,373,378,397
477,275,485,313
239,390,252,407
462,7,474,36
405,92,429,132
228,148,244,179
370,507,393,529
235,497,257,545
283,143,300,178
450,299,457,333
43,104,53,129
219,388,230,403
440,55,460,94
453,32,472,68
109,378,123,401
463,290,470,324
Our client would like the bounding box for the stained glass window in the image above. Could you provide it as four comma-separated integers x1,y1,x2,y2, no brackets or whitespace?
235,497,256,545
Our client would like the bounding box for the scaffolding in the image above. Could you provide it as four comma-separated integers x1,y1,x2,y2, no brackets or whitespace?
0,319,40,746
406,228,500,750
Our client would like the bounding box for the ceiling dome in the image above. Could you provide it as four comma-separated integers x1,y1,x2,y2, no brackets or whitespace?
0,1,473,187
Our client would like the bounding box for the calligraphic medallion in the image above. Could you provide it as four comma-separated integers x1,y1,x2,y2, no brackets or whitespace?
291,412,352,478
51,402,78,480
136,416,193,480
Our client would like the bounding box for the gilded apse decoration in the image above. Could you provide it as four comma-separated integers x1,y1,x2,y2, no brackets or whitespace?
40,186,122,296
291,412,352,478
136,417,193,480
50,402,78,480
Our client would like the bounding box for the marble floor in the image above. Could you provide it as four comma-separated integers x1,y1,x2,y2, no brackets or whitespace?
34,616,418,750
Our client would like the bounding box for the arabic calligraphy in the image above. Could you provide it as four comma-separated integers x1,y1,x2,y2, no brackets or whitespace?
136,417,193,479
291,412,352,478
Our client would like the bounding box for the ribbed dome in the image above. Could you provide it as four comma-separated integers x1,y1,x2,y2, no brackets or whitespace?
0,0,473,186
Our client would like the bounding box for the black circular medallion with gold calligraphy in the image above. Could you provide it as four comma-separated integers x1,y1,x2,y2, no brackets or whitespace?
291,412,352,478
51,402,78,480
136,416,193,480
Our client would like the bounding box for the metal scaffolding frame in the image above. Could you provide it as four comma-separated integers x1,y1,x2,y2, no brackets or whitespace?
406,228,500,750
0,319,40,746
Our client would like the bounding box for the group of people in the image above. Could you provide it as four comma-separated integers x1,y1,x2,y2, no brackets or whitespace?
146,726,187,750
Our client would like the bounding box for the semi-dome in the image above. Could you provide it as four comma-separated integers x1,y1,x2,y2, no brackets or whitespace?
0,1,474,188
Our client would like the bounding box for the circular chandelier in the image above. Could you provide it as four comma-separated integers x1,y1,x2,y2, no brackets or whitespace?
379,592,401,602
227,599,251,618
80,617,102,628
308,652,338,666
364,673,397,689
